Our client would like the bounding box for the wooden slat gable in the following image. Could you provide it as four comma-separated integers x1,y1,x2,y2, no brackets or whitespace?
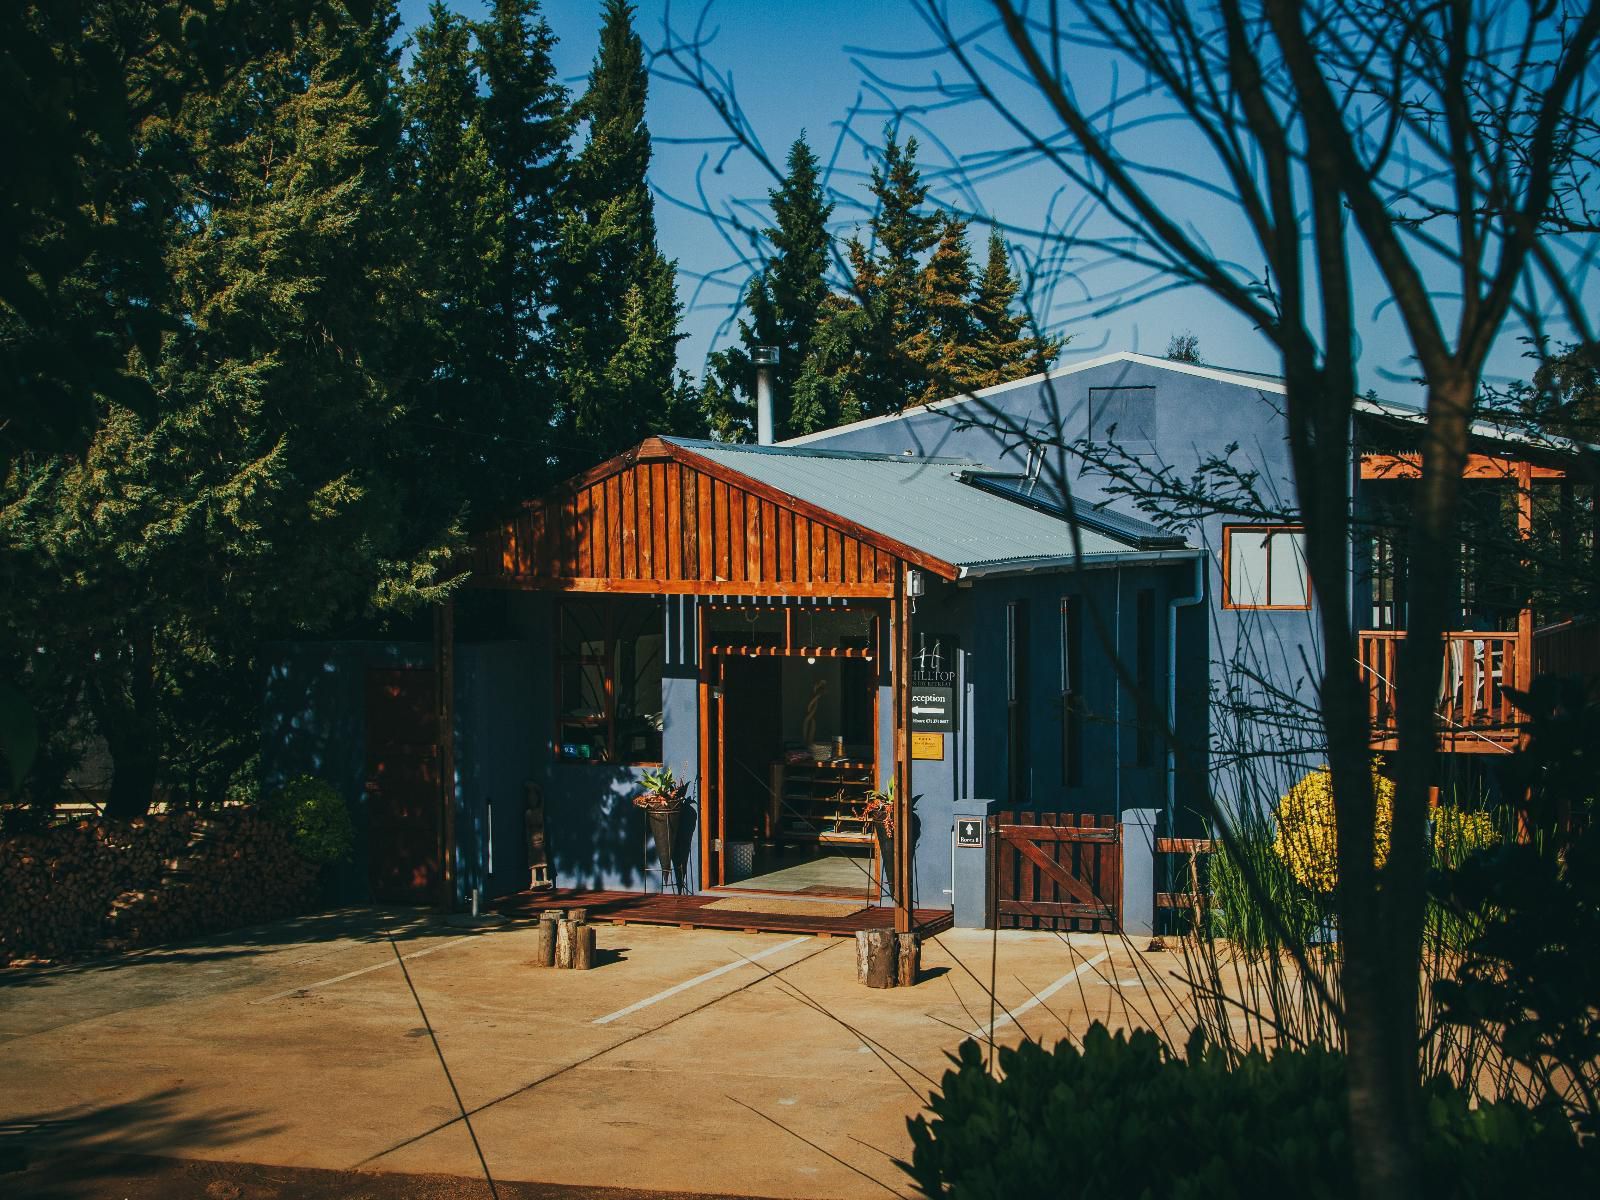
467,438,957,596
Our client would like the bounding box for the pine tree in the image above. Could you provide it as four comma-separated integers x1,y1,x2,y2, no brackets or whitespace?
702,136,836,441
400,3,511,516
905,215,978,404
970,231,1060,385
1,2,455,817
553,0,687,466
476,0,570,472
820,132,945,422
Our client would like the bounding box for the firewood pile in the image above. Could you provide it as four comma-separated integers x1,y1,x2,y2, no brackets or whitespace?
0,808,319,966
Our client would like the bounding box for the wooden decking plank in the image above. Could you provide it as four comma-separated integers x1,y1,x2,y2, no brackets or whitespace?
494,888,951,936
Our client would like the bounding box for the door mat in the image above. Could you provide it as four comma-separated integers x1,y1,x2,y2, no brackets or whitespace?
702,896,868,917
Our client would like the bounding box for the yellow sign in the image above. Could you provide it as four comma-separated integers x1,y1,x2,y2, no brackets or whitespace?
911,732,945,760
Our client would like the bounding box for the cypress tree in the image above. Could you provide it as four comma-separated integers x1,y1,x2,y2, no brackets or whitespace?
476,0,570,473
703,136,836,441
970,231,1060,385
553,0,687,467
400,3,511,516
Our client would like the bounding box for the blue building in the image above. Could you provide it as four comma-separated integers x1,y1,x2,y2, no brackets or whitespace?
263,352,1589,929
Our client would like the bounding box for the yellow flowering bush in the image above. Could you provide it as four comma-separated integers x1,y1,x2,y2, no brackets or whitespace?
1272,765,1394,893
1431,807,1498,866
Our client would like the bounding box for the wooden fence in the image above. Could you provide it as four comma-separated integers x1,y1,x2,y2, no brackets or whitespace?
987,811,1121,932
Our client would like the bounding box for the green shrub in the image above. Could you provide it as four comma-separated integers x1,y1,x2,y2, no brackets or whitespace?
903,1025,1594,1199
263,775,353,866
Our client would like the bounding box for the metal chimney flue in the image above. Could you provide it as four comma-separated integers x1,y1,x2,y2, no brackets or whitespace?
753,345,779,445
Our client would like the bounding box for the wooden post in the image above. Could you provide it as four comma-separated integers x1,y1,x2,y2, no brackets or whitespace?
573,924,596,970
716,657,727,887
555,918,578,968
855,929,897,988
896,932,920,987
1516,459,1535,688
698,606,712,891
435,599,456,913
894,566,913,935
534,911,560,966
1516,459,1536,845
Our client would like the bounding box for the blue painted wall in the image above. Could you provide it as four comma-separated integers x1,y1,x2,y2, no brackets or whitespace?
261,638,535,907
899,559,1204,910
795,356,1317,818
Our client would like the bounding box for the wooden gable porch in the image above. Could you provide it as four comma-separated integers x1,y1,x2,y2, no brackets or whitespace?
460,436,957,933
466,436,958,597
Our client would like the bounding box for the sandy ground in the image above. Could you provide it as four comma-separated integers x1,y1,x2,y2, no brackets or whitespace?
1,907,1198,1199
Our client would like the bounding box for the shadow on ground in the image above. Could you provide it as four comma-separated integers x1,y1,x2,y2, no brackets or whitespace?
0,1086,282,1198
0,906,511,989
6,1149,783,1200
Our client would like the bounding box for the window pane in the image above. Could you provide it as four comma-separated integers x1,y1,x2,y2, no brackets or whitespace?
560,662,606,718
560,600,605,658
1269,530,1308,607
1228,528,1270,606
614,601,664,763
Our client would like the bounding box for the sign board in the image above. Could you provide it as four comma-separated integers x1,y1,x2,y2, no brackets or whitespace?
911,633,958,685
911,732,945,760
956,817,983,848
910,632,958,732
910,684,954,732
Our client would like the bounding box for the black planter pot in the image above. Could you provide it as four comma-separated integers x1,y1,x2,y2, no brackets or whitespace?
873,819,894,900
646,805,686,893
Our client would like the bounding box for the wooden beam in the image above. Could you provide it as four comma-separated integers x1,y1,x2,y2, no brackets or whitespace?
1359,451,1565,480
469,576,897,598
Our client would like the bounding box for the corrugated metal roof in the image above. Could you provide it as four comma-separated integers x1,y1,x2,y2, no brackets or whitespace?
963,473,1187,549
665,437,1191,573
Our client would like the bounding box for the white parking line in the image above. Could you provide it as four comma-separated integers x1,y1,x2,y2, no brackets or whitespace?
592,936,811,1025
249,935,477,1004
970,951,1110,1039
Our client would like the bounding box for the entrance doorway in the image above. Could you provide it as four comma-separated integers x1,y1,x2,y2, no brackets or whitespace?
700,604,883,900
364,667,441,903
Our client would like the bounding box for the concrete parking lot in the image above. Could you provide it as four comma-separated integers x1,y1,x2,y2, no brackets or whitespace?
1,908,1192,1199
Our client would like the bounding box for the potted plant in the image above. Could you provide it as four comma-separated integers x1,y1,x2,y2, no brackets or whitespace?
635,767,689,892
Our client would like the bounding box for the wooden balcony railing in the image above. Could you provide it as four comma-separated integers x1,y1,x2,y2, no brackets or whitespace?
1533,617,1600,694
1358,630,1527,753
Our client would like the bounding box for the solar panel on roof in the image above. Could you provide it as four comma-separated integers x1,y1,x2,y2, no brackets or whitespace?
962,474,1187,550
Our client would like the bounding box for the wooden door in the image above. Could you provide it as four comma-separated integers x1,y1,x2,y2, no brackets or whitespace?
365,668,441,903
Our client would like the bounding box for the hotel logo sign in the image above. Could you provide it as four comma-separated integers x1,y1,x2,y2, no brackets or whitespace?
910,632,958,733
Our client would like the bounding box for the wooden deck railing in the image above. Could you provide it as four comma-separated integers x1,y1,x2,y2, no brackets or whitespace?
1358,630,1526,752
1533,617,1600,695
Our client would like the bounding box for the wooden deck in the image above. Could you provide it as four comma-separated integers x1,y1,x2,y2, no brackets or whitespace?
494,889,954,937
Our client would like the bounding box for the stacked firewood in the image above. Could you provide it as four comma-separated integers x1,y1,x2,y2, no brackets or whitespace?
0,808,318,966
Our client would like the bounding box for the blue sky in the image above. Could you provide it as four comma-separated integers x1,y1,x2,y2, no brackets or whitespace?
398,1,1595,404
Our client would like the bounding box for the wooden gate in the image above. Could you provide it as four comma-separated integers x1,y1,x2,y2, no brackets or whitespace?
988,811,1122,931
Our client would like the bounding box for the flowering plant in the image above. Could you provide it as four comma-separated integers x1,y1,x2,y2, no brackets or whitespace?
634,767,688,811
1272,763,1394,893
862,778,896,837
